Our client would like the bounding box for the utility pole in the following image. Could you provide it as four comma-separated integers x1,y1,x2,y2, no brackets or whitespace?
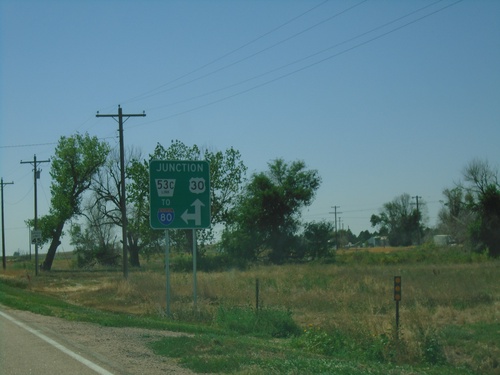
413,196,422,211
329,206,342,249
412,196,422,245
21,155,50,276
96,105,145,279
1,178,14,270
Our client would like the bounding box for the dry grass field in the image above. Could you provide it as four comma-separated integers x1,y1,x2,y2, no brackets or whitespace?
2,246,499,373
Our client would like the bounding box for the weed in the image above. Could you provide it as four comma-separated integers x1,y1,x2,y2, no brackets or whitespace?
294,325,354,356
215,305,301,338
423,333,446,365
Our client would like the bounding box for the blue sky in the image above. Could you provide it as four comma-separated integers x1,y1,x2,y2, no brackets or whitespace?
1,0,499,255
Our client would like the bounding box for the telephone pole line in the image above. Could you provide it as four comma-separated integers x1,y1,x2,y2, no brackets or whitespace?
97,105,145,279
21,155,50,276
1,178,14,270
412,196,422,245
412,196,422,211
329,206,342,249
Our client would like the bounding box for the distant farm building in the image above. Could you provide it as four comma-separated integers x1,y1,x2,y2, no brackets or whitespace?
433,235,453,246
366,236,387,247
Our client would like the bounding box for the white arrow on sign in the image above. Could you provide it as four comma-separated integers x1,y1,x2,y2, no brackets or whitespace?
181,199,205,225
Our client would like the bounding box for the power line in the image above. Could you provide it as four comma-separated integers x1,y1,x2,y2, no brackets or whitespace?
8,184,33,206
1,1,462,146
0,136,116,150
0,141,58,149
129,0,463,128
125,0,369,106
147,0,442,113
119,0,333,106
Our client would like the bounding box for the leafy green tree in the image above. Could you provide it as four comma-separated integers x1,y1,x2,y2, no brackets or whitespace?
303,221,334,259
370,193,424,246
222,159,321,264
37,133,110,271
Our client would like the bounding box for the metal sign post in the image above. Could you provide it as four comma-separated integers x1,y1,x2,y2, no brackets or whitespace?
165,230,171,316
192,230,197,308
150,160,210,313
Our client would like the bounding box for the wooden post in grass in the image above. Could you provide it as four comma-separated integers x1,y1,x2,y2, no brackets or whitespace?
255,278,260,313
394,276,402,339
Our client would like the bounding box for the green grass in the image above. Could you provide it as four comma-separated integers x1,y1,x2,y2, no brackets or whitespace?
1,245,498,374
214,305,301,338
149,332,477,374
0,278,219,335
440,323,500,373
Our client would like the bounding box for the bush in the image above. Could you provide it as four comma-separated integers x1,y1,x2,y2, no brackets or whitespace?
75,245,120,268
215,305,301,338
295,326,347,356
422,332,446,365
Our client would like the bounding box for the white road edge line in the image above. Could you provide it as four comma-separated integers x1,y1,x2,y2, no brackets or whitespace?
0,310,114,375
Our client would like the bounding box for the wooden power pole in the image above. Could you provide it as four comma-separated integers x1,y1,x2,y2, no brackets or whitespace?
96,105,145,279
1,178,14,270
20,155,50,276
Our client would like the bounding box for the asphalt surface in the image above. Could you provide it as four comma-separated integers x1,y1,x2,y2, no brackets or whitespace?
0,308,114,375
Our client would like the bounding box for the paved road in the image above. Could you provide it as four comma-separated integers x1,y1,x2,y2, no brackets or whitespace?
0,308,114,375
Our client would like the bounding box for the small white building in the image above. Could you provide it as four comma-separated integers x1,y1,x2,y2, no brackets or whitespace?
433,235,452,246
366,236,387,247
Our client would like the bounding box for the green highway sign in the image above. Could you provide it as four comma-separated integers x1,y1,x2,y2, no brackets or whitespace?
149,160,211,229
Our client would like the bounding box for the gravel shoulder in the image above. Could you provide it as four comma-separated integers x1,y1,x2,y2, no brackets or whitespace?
2,306,195,375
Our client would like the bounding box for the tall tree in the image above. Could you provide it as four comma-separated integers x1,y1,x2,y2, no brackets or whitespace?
69,199,120,267
38,133,110,270
460,159,500,256
437,187,474,244
222,159,321,264
472,184,500,256
90,147,149,267
463,159,498,195
370,193,424,246
303,221,334,259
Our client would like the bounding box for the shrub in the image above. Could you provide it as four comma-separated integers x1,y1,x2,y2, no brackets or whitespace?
293,326,359,358
215,305,301,338
422,332,446,365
